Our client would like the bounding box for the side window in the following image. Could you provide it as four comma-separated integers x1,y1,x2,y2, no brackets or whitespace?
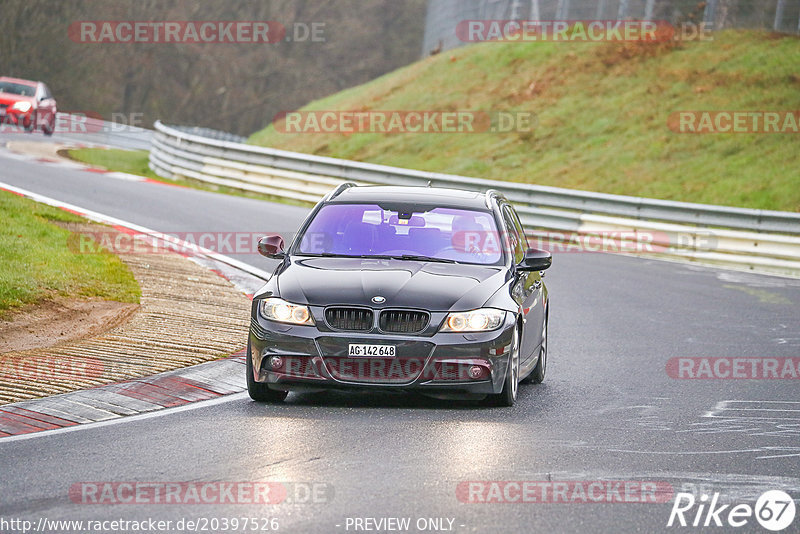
41,84,52,100
502,205,524,264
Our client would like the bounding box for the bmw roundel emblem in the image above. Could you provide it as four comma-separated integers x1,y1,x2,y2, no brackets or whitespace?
372,296,386,304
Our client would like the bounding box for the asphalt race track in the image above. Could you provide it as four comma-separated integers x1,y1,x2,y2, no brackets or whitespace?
1,135,799,533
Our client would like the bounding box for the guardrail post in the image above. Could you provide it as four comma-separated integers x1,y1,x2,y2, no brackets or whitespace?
644,0,655,21
617,0,629,20
556,0,570,20
596,0,607,19
704,0,718,30
530,0,540,21
774,0,786,31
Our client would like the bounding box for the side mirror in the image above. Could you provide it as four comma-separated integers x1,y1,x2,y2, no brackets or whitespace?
517,248,551,272
257,235,286,259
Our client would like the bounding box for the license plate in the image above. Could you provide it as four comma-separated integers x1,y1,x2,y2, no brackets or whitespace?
348,344,396,357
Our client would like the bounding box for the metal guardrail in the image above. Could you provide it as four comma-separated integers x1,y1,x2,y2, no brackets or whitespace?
149,120,800,276
168,125,247,144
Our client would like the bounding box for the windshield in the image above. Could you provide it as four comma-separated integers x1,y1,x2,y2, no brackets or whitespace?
295,203,503,265
0,81,36,97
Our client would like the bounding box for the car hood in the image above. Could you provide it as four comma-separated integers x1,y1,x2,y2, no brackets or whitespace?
276,257,508,312
0,93,34,106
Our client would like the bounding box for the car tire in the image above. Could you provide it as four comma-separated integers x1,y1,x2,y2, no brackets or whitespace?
525,315,547,385
23,112,35,132
246,341,288,403
488,323,520,407
42,118,54,136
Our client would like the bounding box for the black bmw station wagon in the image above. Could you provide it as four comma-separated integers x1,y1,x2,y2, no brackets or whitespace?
248,184,551,406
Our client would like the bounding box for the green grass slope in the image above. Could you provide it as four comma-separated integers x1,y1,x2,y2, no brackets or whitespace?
0,190,140,317
250,30,800,212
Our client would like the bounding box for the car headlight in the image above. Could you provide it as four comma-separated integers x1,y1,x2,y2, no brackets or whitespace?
259,297,314,326
11,102,32,112
440,308,505,332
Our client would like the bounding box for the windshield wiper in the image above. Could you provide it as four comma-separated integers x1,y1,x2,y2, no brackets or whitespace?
298,253,393,259
296,252,342,258
298,253,456,263
392,254,458,264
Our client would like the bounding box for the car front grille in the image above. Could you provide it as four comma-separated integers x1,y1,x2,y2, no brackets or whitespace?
325,307,373,332
379,310,429,334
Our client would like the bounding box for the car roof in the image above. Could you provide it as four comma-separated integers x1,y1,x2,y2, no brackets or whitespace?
329,185,498,210
0,77,40,86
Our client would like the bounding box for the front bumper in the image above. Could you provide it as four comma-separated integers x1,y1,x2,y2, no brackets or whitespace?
1,109,32,127
249,313,515,398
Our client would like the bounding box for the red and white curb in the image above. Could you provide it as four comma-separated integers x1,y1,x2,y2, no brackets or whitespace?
0,349,247,438
0,141,170,185
0,181,273,439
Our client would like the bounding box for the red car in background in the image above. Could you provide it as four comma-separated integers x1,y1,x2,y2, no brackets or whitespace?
0,76,57,135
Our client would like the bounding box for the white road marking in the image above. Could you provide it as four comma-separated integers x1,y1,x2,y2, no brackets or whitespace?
105,171,146,182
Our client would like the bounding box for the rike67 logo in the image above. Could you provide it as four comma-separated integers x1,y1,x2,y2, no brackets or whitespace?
668,490,796,531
